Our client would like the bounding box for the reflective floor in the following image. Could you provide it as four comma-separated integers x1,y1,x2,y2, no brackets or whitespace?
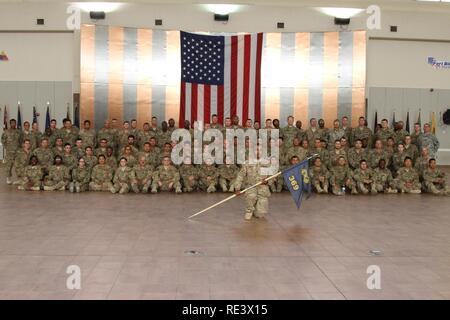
0,167,449,300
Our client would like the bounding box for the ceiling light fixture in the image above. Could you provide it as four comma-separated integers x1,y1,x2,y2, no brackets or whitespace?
317,7,364,19
205,4,240,15
73,2,125,13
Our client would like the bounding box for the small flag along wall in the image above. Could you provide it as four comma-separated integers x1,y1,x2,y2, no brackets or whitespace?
45,105,51,129
17,104,22,129
0,51,8,61
3,105,8,129
406,111,410,133
33,106,38,124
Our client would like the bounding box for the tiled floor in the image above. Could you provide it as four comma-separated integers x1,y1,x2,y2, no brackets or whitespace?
0,167,449,300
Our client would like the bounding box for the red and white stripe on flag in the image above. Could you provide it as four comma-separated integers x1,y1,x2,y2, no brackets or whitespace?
179,33,263,127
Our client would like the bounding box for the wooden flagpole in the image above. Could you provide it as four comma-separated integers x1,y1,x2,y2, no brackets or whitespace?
188,154,318,219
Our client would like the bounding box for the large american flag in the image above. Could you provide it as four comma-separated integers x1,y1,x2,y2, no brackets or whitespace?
179,31,263,126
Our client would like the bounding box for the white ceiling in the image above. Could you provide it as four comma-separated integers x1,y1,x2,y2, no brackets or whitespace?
1,0,450,12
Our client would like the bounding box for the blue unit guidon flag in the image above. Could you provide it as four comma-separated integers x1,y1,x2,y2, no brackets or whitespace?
282,158,312,209
179,31,263,127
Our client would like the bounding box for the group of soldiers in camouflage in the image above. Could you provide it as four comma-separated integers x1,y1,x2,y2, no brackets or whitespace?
1,113,447,208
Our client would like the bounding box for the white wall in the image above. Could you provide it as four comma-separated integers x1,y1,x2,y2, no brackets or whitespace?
0,33,74,82
1,1,450,160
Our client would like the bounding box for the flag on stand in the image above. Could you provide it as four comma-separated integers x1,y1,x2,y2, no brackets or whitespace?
74,103,80,128
2,105,7,129
45,105,51,129
17,104,22,129
179,31,263,127
66,104,71,121
282,158,311,209
406,111,410,133
417,109,421,126
33,106,38,124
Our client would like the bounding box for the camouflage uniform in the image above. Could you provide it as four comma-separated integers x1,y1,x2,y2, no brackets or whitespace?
392,151,408,173
72,146,85,159
311,148,330,169
281,126,299,150
179,163,199,192
120,145,139,157
1,128,21,180
106,155,118,171
328,128,345,149
394,129,409,144
329,165,356,195
353,167,376,194
97,128,115,148
414,155,430,177
147,148,162,167
31,130,43,150
235,160,272,219
410,131,421,148
84,155,98,171
376,128,394,145
79,128,96,148
52,146,65,158
309,164,330,193
94,146,108,158
423,167,449,195
131,164,154,193
373,167,396,193
32,147,53,173
317,127,329,143
285,146,308,164
347,148,368,170
17,164,44,191
22,130,35,149
151,164,182,193
14,149,32,181
59,127,79,146
218,164,239,192
306,128,321,146
156,130,172,148
43,165,70,191
137,130,156,149
404,144,419,163
394,167,421,193
89,164,114,191
120,154,137,168
418,133,439,158
62,153,77,171
329,149,347,167
45,127,59,147
70,167,91,192
351,126,373,147
111,166,133,194
368,149,391,169
117,129,132,151
198,164,218,193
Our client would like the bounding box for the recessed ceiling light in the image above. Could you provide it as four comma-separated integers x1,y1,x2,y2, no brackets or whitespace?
72,2,125,13
205,4,240,15
317,7,364,19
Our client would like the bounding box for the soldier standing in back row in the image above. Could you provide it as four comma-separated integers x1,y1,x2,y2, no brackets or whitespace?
2,119,21,184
